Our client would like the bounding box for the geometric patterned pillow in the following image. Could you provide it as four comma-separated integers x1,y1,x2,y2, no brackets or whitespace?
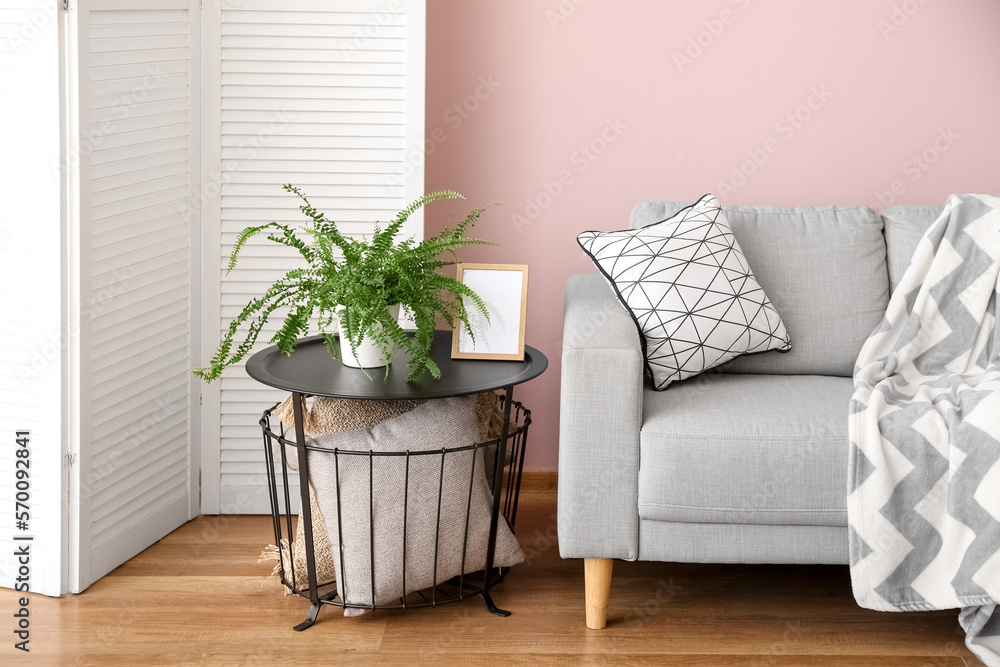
578,193,791,390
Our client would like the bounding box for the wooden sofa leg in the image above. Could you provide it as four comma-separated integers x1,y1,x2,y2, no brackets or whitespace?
584,558,613,629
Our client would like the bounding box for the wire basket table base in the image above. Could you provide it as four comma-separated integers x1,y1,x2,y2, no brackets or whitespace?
259,394,532,630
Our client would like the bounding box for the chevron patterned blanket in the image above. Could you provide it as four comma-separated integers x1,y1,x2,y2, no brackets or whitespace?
849,194,1000,665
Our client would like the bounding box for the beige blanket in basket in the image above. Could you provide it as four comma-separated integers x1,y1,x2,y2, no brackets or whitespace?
259,392,504,592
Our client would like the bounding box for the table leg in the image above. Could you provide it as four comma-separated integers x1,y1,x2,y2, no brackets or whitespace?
293,602,322,632
481,591,511,617
481,385,514,616
291,391,322,629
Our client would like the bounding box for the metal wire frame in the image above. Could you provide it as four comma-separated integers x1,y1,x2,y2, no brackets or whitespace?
259,396,532,622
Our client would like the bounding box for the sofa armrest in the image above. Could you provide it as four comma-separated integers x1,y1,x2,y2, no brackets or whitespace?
557,274,643,561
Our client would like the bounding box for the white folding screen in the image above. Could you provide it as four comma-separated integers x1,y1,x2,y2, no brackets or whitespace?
0,0,67,597
201,0,425,513
71,0,199,590
0,0,424,596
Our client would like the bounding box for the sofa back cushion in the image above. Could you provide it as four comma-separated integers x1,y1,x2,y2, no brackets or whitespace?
630,200,889,377
881,205,943,294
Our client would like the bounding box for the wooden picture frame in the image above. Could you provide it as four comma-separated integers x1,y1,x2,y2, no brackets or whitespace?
451,263,529,361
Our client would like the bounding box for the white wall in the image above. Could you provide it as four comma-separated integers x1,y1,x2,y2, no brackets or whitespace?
0,0,68,597
0,0,427,599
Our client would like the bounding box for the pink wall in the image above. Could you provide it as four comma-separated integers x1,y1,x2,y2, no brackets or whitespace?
424,0,1000,470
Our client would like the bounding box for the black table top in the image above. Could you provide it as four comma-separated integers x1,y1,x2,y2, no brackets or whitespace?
245,330,548,400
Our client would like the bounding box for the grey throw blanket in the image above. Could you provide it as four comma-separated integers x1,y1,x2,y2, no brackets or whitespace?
848,194,1000,665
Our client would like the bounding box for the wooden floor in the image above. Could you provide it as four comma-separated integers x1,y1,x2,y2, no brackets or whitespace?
1,479,977,666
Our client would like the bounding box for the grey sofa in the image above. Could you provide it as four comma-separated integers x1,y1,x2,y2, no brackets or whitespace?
558,200,945,629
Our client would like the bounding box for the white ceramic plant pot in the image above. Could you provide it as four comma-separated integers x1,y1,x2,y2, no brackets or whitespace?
336,304,400,369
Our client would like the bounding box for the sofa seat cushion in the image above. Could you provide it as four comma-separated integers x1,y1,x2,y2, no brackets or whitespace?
630,201,889,377
638,374,852,527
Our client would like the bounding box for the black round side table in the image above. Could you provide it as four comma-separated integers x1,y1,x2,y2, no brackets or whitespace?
246,330,547,630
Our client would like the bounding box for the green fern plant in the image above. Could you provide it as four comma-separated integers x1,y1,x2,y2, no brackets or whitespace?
193,185,494,382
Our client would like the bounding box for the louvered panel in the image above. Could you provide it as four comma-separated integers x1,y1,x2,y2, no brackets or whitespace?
86,117,191,153
220,134,402,149
224,62,405,78
90,297,187,343
0,1,63,595
91,185,189,221
91,442,187,512
224,19,404,34
91,59,190,82
232,0,399,11
90,383,187,443
90,72,189,98
90,21,188,40
92,218,188,255
221,426,270,441
90,233,188,275
90,85,192,112
91,331,189,388
90,47,189,69
91,415,189,470
221,462,273,475
90,279,189,329
93,256,187,294
90,464,187,538
89,199,188,231
221,97,403,113
89,136,189,164
217,151,404,167
90,379,188,436
91,301,188,357
83,3,193,576
90,424,189,491
221,122,405,139
222,157,405,172
88,5,189,27
206,0,421,514
223,10,403,25
89,147,190,179
223,194,403,209
90,99,190,127
223,170,403,186
91,161,189,201
222,47,405,65
220,203,399,218
223,84,404,101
